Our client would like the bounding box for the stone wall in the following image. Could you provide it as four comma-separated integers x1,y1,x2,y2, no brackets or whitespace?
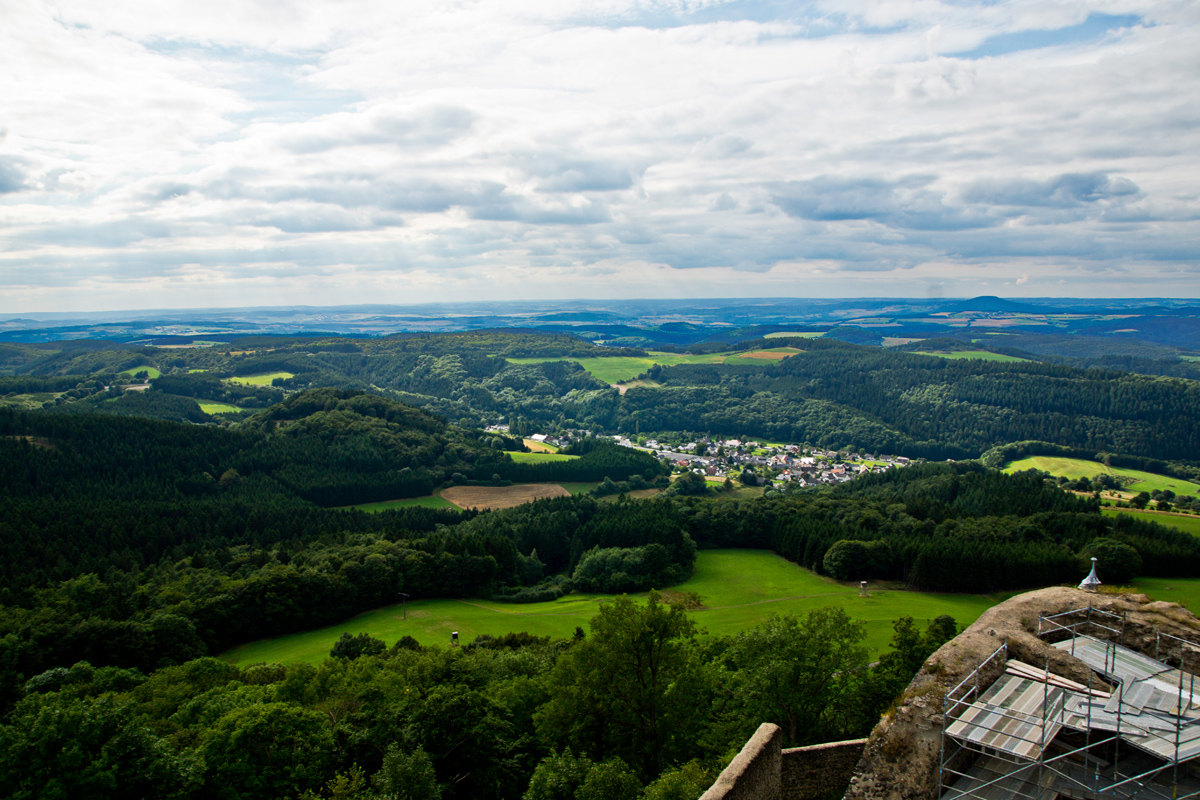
782,739,868,800
699,724,866,800
700,723,782,800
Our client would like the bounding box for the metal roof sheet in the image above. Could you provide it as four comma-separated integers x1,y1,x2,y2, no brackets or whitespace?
946,673,1065,760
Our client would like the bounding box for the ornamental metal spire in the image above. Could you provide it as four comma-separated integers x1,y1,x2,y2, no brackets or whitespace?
1079,556,1102,591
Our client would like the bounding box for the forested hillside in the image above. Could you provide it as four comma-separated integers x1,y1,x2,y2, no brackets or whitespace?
623,339,1200,460
7,333,1198,464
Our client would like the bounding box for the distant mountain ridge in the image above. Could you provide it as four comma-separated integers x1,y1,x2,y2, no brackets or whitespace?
949,295,1052,314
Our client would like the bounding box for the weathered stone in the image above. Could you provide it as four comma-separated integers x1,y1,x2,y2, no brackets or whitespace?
844,587,1200,800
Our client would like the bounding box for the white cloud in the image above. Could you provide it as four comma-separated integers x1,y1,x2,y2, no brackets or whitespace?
1,0,1199,311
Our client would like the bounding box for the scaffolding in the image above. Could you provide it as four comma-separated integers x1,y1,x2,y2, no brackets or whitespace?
938,605,1200,800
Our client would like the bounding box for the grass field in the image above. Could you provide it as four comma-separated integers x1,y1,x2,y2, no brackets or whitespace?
1004,456,1200,497
346,496,459,512
225,371,294,386
0,392,61,409
1127,578,1200,613
199,401,242,414
508,451,577,463
221,549,1001,666
559,482,601,495
523,439,559,452
1102,508,1200,537
913,350,1028,362
119,366,162,378
505,349,792,384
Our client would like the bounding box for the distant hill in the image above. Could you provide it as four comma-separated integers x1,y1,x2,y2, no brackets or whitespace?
950,296,1051,314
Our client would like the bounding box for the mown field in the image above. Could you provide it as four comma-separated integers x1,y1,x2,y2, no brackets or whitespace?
913,350,1028,362
508,451,577,463
221,549,1001,666
1005,456,1200,496
225,371,294,386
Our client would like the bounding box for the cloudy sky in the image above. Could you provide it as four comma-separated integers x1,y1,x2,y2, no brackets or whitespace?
1,0,1198,312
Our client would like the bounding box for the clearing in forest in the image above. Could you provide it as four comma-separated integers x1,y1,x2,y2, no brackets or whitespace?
119,366,162,378
505,348,799,384
221,549,1001,666
225,371,294,386
440,483,571,510
346,496,459,512
1005,456,1200,497
199,401,242,414
912,350,1028,362
508,451,577,463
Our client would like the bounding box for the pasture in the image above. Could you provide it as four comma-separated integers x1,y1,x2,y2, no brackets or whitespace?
523,438,559,452
199,401,242,414
221,549,1000,666
913,350,1028,362
1128,577,1200,614
558,482,601,495
439,483,571,510
506,349,798,384
1102,508,1200,538
225,371,294,386
1005,456,1200,497
508,451,577,463
346,496,458,512
119,366,162,378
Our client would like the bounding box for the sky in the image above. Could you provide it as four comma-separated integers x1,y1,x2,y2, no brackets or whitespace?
1,0,1198,312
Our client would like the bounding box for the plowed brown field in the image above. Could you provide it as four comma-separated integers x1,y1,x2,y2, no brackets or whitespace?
440,483,570,510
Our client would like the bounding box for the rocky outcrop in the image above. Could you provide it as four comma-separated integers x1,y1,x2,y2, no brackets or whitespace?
844,587,1200,800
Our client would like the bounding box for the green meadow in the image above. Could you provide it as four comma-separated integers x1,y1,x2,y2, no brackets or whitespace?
198,401,242,414
913,350,1028,362
505,349,801,384
508,451,578,463
345,496,459,512
120,366,162,378
558,482,601,495
1128,578,1200,614
221,549,1000,666
1102,508,1200,537
225,371,294,386
1005,456,1200,497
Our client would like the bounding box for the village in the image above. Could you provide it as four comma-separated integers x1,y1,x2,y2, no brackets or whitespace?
488,424,916,490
